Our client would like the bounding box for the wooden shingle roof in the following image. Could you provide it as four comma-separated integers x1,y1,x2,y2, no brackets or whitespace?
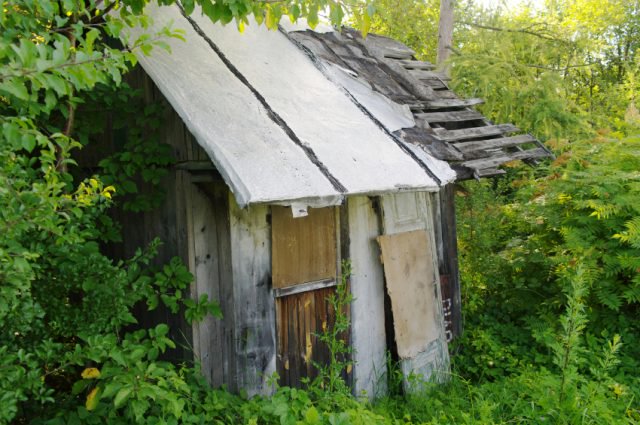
287,28,553,179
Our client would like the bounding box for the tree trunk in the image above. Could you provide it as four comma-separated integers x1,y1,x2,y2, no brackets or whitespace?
437,0,454,76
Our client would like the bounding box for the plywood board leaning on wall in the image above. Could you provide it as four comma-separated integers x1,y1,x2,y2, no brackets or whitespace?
378,229,449,391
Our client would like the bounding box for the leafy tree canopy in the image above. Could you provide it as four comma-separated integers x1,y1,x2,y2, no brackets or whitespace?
0,0,369,421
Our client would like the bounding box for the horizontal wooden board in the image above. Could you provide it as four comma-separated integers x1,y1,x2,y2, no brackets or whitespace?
396,59,435,70
273,278,337,298
408,69,451,81
410,98,484,111
455,134,538,153
461,147,551,170
419,79,448,90
474,168,507,177
415,110,484,123
272,206,337,289
435,124,519,142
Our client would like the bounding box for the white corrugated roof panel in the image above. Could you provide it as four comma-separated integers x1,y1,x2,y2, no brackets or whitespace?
189,11,440,195
128,4,451,207
126,4,342,207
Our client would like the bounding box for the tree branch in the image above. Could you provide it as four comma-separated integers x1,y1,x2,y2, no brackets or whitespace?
524,62,597,71
457,20,570,44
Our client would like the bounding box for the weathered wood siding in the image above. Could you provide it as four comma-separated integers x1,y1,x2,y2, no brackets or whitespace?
189,182,236,388
271,206,354,389
347,196,387,399
100,68,213,363
276,286,341,387
228,199,277,396
433,184,462,341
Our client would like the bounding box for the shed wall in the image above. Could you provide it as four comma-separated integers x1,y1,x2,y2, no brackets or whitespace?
433,184,462,342
228,198,277,396
347,196,388,399
100,67,213,363
103,67,451,395
189,182,236,389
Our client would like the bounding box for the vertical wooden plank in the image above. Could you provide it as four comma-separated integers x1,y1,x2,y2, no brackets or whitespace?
438,184,462,340
347,196,387,399
276,286,346,388
213,185,236,387
302,293,312,378
229,199,276,396
190,183,224,386
287,296,297,385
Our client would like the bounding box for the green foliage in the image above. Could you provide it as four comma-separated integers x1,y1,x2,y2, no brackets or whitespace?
350,0,440,62
74,85,176,213
447,0,640,139
309,261,354,398
3,0,639,423
453,136,640,390
1,0,372,421
361,3,640,420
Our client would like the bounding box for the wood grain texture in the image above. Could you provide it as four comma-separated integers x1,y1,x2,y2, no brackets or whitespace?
436,0,454,71
454,134,537,153
435,124,519,142
415,109,483,123
347,196,387,399
434,184,462,341
273,278,337,298
461,147,550,169
271,206,337,289
412,97,484,110
377,230,439,359
191,183,223,385
407,69,451,81
275,286,351,388
229,199,276,396
190,183,235,387
396,59,435,70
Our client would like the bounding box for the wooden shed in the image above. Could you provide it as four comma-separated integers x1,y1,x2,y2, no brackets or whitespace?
113,4,551,397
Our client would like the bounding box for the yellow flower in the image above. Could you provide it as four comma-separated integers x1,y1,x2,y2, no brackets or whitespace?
81,367,101,379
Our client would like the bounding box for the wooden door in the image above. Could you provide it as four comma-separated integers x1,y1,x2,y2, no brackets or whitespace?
378,192,449,391
271,206,349,387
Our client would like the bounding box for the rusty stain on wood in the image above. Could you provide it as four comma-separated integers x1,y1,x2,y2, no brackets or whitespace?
275,286,349,388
